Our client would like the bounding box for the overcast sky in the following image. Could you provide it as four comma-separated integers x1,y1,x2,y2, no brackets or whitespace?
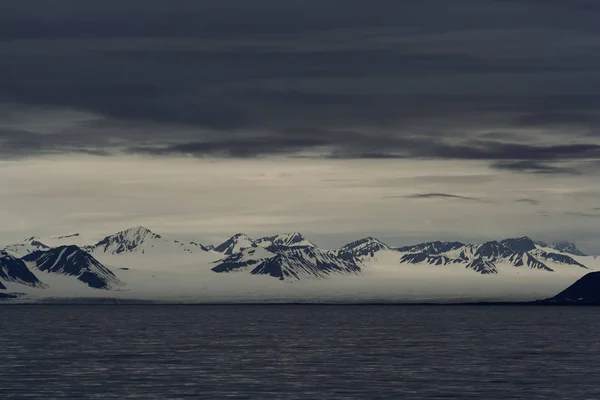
1,0,600,252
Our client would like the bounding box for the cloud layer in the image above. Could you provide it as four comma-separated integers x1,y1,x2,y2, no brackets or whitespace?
1,1,600,250
1,0,600,173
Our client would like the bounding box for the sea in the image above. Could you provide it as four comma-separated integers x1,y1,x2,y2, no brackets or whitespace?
1,305,598,399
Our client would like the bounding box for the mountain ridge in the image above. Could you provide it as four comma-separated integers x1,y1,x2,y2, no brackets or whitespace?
23,245,122,289
0,227,596,297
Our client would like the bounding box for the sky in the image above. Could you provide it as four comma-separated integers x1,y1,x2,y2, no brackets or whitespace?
1,0,600,252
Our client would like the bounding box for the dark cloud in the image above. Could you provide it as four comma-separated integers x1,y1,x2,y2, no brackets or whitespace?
564,212,600,218
1,0,600,167
490,161,579,175
515,199,541,205
390,193,484,201
130,137,326,158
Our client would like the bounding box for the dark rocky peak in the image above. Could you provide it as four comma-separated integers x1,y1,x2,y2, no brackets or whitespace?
548,241,587,257
465,258,498,275
53,233,80,239
189,241,213,251
533,250,587,268
212,245,362,281
544,271,600,304
23,246,121,289
474,241,514,260
510,252,553,271
500,237,537,253
0,251,44,287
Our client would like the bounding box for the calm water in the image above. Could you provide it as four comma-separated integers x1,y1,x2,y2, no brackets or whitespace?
1,305,599,399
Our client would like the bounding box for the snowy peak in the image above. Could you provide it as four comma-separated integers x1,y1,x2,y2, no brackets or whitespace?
212,245,362,281
396,241,465,255
500,237,537,253
23,245,121,289
538,241,587,257
253,247,362,281
255,232,316,249
89,226,209,256
530,249,587,268
212,247,277,273
214,233,257,255
400,252,460,266
338,237,391,258
2,237,50,258
92,226,160,255
394,238,587,274
0,250,44,288
473,241,515,260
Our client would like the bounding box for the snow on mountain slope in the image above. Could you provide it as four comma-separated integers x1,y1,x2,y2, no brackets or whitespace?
23,246,122,289
255,232,316,249
42,233,97,248
0,250,45,288
536,240,587,256
2,237,50,258
400,252,461,267
337,237,391,259
2,227,597,303
465,258,498,274
214,233,257,255
257,246,362,280
213,245,362,281
345,236,589,276
396,241,465,255
89,226,210,256
212,246,277,273
529,249,587,269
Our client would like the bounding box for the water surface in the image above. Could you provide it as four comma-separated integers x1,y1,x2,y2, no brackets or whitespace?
1,305,598,399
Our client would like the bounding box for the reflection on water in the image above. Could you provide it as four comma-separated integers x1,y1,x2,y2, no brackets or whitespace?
1,305,598,399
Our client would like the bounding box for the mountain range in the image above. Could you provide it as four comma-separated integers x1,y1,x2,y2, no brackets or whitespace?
0,226,598,303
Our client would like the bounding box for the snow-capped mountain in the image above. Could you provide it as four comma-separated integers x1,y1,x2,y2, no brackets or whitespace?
1,226,598,303
2,237,50,258
214,233,257,255
212,246,276,273
23,246,121,289
499,237,538,253
255,232,316,249
0,251,44,288
213,245,362,281
465,258,498,275
89,226,210,256
337,237,391,258
536,241,588,257
396,241,465,255
529,249,587,268
348,236,588,275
